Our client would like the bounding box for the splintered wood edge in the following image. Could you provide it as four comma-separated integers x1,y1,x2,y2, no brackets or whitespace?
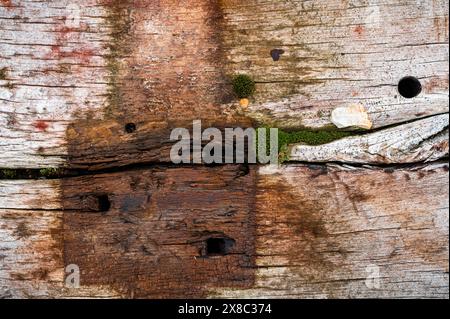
289,114,449,164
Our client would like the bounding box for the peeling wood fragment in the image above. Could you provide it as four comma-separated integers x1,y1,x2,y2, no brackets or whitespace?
331,104,372,130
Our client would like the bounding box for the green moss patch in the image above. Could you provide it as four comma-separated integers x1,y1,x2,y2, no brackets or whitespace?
232,74,256,98
1,169,17,179
278,129,352,147
0,168,65,179
39,168,63,178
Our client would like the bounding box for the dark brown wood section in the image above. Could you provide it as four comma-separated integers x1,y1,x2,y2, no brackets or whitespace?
62,165,257,298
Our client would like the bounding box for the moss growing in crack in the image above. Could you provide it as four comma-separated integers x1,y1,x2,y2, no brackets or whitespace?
39,168,63,178
257,127,353,163
1,169,17,179
232,74,256,98
278,129,352,147
1,168,65,179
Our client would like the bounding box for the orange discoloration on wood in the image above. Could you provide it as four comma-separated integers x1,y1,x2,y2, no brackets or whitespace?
423,76,450,93
433,16,449,42
353,25,364,36
62,0,252,170
0,0,13,9
215,164,449,298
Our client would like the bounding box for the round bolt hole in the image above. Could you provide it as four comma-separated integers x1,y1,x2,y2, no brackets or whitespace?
125,123,136,134
398,76,422,98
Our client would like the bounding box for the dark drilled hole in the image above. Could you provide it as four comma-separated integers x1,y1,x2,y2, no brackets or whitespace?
97,194,111,212
398,76,422,98
236,164,250,177
205,237,235,256
270,49,285,61
125,123,136,133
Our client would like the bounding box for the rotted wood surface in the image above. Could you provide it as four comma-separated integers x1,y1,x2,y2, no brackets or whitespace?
0,0,449,299
0,163,448,298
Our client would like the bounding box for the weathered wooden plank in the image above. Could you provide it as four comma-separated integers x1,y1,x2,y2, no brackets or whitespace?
0,179,61,210
1,163,448,298
1,0,448,168
0,0,448,301
0,209,121,298
289,113,449,164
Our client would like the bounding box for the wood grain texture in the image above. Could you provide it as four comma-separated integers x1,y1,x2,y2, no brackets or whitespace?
1,163,448,298
1,165,257,298
0,0,248,169
0,0,110,168
0,209,121,298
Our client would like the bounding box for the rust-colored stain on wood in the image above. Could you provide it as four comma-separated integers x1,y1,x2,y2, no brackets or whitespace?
34,121,49,132
0,0,13,9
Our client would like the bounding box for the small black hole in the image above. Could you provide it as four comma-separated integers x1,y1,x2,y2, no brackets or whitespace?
206,237,235,256
236,164,250,177
398,76,422,98
97,194,111,212
125,123,136,133
270,49,285,61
